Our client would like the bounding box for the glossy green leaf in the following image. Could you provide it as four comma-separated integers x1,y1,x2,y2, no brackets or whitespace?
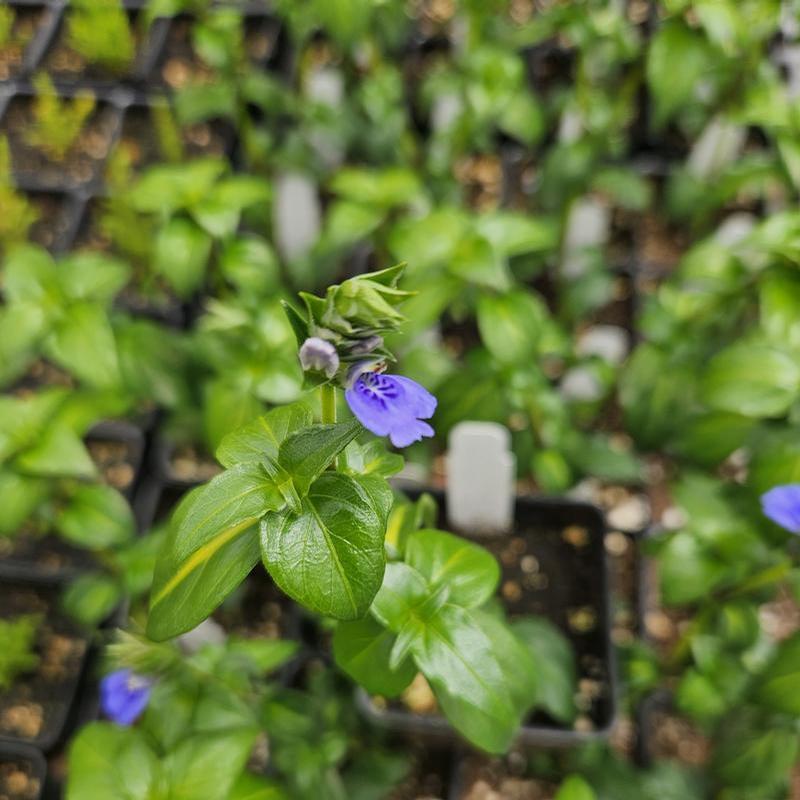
229,773,290,800
278,418,362,496
216,403,314,469
57,252,130,303
148,465,282,640
332,616,416,697
0,470,48,533
405,529,499,608
61,573,122,627
513,617,577,723
261,473,387,620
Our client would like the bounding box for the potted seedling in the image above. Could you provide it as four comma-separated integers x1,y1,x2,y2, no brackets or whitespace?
3,73,115,190
0,581,92,751
0,3,53,82
0,136,39,253
0,740,46,800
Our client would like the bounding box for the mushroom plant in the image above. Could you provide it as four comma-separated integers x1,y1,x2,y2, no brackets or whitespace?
147,265,571,752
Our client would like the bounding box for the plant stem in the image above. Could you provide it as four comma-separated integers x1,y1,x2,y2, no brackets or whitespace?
320,383,337,425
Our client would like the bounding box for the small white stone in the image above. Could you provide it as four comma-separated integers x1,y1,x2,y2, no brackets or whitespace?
607,495,651,532
577,325,629,365
431,93,463,133
662,506,688,530
305,67,344,107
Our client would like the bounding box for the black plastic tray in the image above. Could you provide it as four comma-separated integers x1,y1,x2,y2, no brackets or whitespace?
0,740,47,800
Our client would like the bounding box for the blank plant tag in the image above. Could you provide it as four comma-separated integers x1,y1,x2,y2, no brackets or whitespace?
446,422,515,536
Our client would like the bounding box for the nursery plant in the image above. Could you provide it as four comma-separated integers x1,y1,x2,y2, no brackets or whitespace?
24,73,96,162
65,0,135,74
0,615,40,690
145,265,573,753
0,137,38,249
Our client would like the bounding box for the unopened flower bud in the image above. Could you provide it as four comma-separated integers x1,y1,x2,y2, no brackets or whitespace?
349,335,384,355
299,337,340,378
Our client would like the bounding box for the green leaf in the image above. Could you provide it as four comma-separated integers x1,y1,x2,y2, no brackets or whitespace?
647,21,712,127
342,439,404,478
45,302,120,388
332,616,417,697
220,236,280,295
760,270,800,350
260,473,387,620
56,484,135,550
154,217,212,299
405,529,499,608
513,617,577,723
449,232,510,290
476,212,558,258
756,631,800,715
702,343,800,417
216,403,314,469
202,379,263,453
0,388,67,462
163,728,259,800
713,711,799,789
15,425,97,479
57,252,130,303
2,244,60,304
66,723,162,800
415,605,537,753
129,158,227,215
0,471,49,533
321,200,384,250
477,290,546,364
61,573,122,627
659,532,729,605
278,418,362,496
229,773,289,800
555,775,597,800
148,465,283,641
330,167,421,208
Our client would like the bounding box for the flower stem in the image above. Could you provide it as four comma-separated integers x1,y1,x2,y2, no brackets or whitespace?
320,383,337,425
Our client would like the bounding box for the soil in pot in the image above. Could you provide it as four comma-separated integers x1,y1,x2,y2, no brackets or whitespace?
2,96,119,190
0,529,97,580
453,753,557,800
117,104,230,174
640,696,710,769
0,581,89,749
25,192,76,252
385,745,452,800
40,8,149,83
0,748,44,800
164,442,221,485
454,153,503,212
0,5,53,82
85,429,143,498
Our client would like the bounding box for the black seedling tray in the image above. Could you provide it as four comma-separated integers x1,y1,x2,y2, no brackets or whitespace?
0,576,93,753
0,740,47,800
356,488,617,749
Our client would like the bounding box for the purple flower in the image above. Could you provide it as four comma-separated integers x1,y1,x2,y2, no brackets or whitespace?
761,485,800,534
99,669,152,726
345,371,436,448
299,337,340,378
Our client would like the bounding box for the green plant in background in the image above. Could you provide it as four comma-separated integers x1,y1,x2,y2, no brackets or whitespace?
0,137,38,250
0,615,40,690
24,73,95,161
0,6,15,48
66,0,135,73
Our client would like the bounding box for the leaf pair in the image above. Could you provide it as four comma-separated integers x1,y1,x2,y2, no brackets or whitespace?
333,528,539,753
147,402,391,640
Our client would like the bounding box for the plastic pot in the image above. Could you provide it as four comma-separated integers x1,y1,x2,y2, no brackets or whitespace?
356,488,617,749
0,740,47,800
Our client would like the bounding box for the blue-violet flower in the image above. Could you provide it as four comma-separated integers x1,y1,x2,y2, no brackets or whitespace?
99,669,152,726
761,484,800,534
346,371,436,448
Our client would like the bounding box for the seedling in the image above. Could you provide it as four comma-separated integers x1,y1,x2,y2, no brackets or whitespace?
0,136,38,247
0,6,15,48
66,0,135,73
0,615,41,690
25,73,96,161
